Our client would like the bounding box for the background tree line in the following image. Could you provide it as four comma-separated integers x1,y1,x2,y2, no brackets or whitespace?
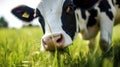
0,17,8,28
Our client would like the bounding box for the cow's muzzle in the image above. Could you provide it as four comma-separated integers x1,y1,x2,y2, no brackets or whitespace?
42,34,65,51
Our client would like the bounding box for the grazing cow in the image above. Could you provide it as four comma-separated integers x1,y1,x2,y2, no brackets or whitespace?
11,0,120,53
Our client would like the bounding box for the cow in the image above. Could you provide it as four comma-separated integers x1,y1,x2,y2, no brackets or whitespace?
11,0,120,54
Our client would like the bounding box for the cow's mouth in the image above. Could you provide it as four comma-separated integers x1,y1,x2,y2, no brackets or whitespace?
42,34,65,51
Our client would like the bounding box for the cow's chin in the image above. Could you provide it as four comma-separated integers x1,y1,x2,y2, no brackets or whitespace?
40,43,72,52
40,33,73,51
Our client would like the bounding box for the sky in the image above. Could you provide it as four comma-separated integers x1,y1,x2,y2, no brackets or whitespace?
0,0,41,29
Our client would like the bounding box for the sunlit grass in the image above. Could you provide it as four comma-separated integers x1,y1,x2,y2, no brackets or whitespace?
0,25,120,67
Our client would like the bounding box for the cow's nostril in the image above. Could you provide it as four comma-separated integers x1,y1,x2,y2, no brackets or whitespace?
56,34,63,43
57,37,62,43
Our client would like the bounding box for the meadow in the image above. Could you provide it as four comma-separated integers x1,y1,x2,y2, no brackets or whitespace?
0,25,120,67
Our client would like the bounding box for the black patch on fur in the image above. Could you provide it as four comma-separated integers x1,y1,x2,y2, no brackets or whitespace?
36,9,45,33
61,0,76,39
81,9,87,20
106,10,114,20
112,0,114,5
98,0,111,11
73,0,98,9
116,0,120,8
87,9,98,27
98,0,114,20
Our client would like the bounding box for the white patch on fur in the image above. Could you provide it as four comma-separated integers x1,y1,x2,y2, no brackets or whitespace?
99,0,116,46
99,12,114,45
75,9,90,34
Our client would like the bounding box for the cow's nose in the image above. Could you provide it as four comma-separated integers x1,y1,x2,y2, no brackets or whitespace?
42,34,65,51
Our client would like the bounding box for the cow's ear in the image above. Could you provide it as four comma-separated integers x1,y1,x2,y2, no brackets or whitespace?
11,5,35,22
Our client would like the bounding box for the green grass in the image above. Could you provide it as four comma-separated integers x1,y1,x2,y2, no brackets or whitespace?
0,26,120,67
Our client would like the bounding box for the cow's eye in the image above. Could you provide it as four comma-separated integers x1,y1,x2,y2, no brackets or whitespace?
65,5,74,14
66,6,71,13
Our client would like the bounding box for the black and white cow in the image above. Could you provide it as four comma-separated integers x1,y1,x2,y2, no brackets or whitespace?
11,0,120,53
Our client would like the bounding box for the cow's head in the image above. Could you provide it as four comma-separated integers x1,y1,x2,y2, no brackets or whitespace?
11,0,77,51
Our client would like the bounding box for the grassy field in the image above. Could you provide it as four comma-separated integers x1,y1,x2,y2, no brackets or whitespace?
0,25,120,67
